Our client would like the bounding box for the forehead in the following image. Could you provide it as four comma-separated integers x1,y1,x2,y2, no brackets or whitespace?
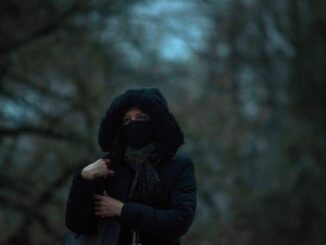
124,106,145,116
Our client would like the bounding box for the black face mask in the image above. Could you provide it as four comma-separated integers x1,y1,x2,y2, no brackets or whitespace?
122,120,155,149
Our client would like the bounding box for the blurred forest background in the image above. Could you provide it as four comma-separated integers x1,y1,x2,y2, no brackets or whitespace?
0,0,325,244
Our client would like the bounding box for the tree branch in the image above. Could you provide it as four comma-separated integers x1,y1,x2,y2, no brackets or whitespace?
0,2,80,54
7,71,73,102
0,127,65,138
0,126,85,144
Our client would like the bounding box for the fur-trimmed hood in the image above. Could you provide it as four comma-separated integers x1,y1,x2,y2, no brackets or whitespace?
98,88,184,156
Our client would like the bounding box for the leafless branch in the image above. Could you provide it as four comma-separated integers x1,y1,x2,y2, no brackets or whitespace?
0,2,80,54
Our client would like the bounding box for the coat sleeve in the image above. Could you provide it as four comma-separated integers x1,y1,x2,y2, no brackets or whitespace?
119,155,197,240
65,168,98,234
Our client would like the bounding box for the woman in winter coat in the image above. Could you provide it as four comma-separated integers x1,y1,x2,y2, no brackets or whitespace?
65,88,197,245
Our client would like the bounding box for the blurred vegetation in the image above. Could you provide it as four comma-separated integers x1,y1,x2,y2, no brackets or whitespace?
0,0,325,244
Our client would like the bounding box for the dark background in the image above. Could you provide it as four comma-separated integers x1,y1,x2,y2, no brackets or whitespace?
0,0,325,244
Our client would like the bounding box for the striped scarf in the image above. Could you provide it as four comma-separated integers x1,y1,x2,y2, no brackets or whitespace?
124,143,161,204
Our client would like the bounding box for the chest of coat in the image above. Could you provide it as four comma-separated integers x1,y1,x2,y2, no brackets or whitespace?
104,162,175,207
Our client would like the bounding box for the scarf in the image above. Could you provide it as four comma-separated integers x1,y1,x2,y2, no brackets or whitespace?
124,143,161,204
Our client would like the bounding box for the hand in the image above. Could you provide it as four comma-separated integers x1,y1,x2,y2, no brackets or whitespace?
94,191,124,217
81,158,114,180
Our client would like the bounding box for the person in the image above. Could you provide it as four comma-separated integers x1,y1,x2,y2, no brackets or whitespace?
65,88,197,245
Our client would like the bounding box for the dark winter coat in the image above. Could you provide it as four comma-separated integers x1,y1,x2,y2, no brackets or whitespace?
65,88,197,245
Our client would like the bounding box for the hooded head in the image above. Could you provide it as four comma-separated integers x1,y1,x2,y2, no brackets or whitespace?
98,88,184,160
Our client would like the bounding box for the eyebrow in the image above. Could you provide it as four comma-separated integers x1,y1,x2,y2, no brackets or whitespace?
123,112,148,118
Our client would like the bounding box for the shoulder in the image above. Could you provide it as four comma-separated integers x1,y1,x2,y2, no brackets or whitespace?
167,152,197,191
174,152,193,165
167,152,195,174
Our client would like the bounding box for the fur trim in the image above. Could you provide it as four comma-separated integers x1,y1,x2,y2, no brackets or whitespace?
98,88,184,155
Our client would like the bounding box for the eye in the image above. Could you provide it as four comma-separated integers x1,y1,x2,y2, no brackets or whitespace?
122,118,131,125
137,114,150,121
